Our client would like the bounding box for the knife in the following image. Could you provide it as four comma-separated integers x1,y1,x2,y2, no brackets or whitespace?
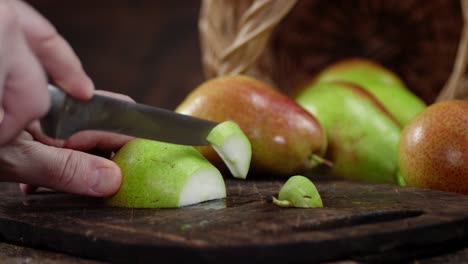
40,84,218,146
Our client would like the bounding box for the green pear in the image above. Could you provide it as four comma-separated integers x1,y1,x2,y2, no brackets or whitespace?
311,58,426,125
105,139,226,208
207,120,252,179
296,81,401,183
398,100,468,194
273,175,323,208
176,75,327,177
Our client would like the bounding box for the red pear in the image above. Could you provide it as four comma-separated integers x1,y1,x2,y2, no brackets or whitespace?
175,75,327,177
398,100,468,194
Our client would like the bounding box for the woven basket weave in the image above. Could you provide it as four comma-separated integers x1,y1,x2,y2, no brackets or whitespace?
199,0,468,103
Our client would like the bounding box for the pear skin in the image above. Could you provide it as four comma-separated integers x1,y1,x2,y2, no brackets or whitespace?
105,139,226,208
309,58,426,125
398,100,468,194
296,81,401,183
206,120,252,179
176,75,327,177
272,175,323,208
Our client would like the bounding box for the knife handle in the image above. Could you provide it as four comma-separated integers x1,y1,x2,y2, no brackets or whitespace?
40,84,67,139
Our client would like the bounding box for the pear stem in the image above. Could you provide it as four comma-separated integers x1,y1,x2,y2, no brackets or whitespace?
310,154,333,168
396,171,408,186
272,196,292,207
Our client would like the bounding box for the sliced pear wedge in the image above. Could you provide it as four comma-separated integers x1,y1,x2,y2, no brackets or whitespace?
206,120,252,179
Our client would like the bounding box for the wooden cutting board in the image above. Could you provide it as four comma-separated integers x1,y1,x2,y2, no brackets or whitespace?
0,178,467,263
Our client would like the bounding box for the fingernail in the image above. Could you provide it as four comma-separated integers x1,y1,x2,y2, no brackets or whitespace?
90,165,122,196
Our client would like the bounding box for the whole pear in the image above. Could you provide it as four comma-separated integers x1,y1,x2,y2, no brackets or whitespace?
398,100,468,194
309,58,426,125
175,75,327,177
105,139,226,208
296,81,402,183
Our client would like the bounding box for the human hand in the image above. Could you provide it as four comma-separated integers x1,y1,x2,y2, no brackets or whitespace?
0,0,94,145
0,91,134,197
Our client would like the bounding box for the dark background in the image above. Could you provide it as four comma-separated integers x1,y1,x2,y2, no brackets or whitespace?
27,0,204,110
24,0,465,107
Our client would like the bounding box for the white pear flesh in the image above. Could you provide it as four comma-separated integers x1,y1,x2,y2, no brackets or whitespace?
105,139,226,208
179,167,226,206
206,121,252,179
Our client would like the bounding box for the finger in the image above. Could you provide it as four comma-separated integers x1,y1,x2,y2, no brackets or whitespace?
0,6,50,145
27,121,66,148
19,183,37,194
64,131,134,152
28,122,133,156
0,108,4,124
13,0,94,100
64,90,136,150
27,91,135,150
0,139,122,197
0,2,8,107
94,90,136,102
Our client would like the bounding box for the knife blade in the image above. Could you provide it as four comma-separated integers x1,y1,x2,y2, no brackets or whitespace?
40,84,218,146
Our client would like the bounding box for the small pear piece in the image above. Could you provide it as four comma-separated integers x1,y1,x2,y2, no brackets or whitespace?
207,120,252,179
273,175,323,208
105,139,226,208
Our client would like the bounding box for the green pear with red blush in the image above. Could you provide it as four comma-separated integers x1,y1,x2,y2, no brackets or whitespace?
176,75,328,177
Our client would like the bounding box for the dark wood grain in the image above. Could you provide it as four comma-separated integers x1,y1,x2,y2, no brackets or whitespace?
0,179,467,263
0,242,102,264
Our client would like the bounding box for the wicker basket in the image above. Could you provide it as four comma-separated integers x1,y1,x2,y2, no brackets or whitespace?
199,0,468,104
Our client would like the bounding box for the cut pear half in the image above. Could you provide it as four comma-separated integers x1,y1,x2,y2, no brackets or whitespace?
207,121,252,179
273,175,323,208
105,139,226,208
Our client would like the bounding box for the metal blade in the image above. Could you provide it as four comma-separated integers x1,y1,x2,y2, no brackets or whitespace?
40,85,218,146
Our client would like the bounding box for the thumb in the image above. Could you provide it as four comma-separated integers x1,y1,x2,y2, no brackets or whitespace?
1,140,122,197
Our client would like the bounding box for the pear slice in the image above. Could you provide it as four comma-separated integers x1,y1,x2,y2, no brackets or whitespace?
273,175,323,208
206,120,252,179
105,139,226,208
